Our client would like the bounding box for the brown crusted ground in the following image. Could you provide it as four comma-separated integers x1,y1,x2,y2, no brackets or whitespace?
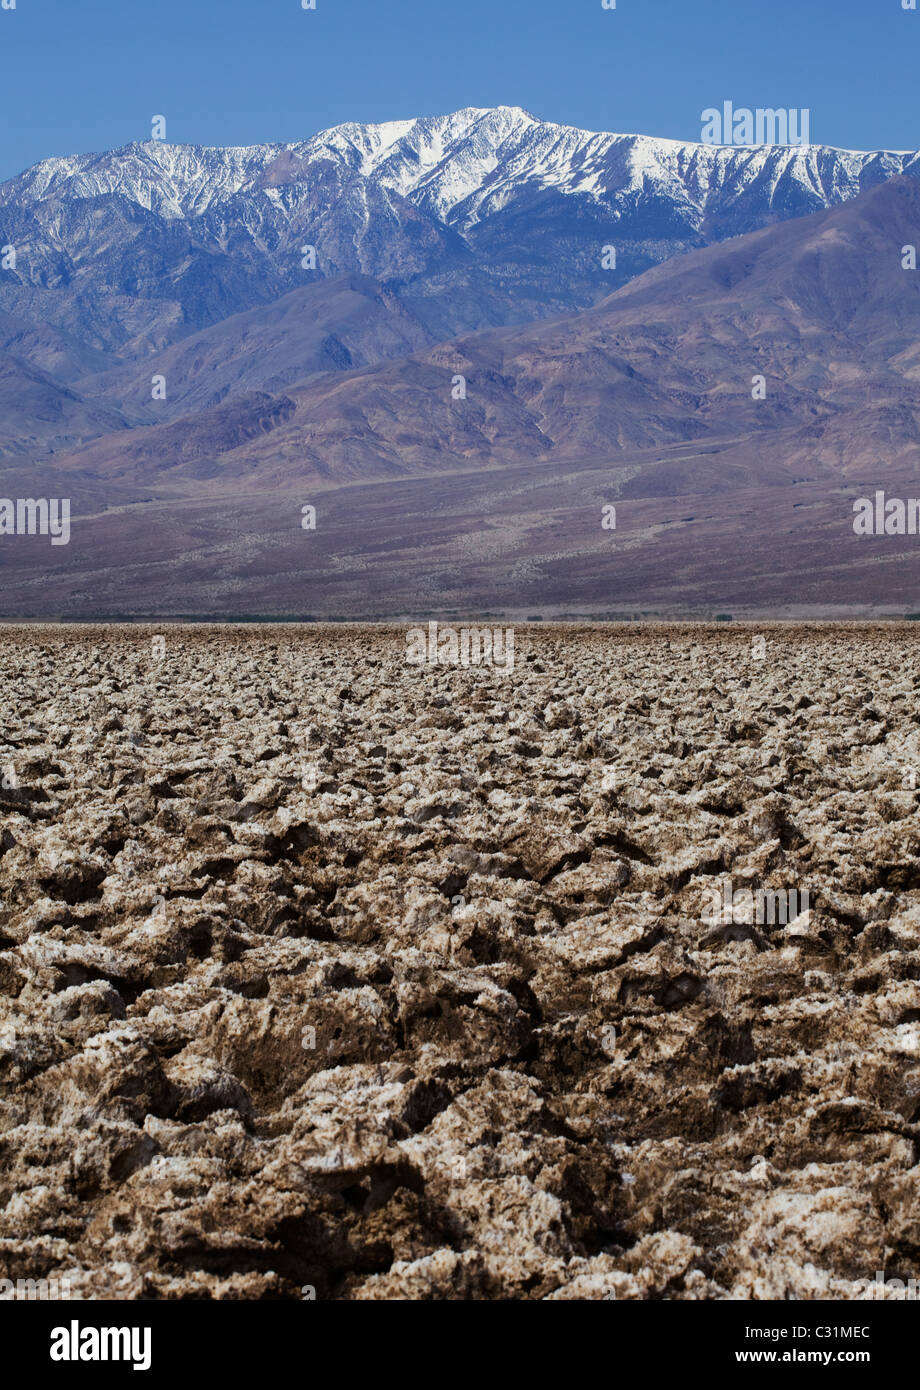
1,623,919,1301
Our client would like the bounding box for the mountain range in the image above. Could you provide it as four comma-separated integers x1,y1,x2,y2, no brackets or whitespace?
1,108,919,618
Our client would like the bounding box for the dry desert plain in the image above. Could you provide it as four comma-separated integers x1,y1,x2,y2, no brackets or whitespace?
1,622,920,1300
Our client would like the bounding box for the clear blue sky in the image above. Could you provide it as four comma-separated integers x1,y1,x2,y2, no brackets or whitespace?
0,0,918,180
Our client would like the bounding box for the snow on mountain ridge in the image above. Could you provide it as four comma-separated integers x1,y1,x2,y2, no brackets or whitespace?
5,106,918,230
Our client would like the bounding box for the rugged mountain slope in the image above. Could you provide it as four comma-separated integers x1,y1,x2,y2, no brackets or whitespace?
0,352,126,460
0,308,113,383
3,126,920,617
78,276,436,422
2,107,919,360
53,176,920,489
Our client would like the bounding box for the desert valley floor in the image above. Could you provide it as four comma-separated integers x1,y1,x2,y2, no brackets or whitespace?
1,623,919,1300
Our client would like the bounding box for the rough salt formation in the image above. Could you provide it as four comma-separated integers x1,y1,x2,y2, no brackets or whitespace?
1,623,918,1301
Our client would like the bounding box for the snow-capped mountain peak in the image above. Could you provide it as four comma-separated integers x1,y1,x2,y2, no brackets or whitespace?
3,107,919,363
6,107,918,229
